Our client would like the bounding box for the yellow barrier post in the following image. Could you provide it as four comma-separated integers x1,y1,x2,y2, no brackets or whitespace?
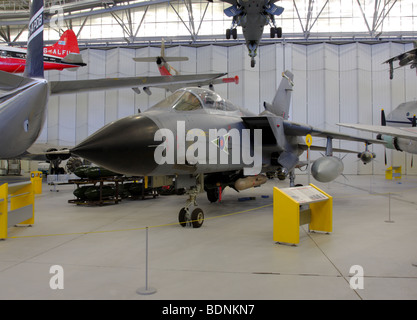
31,171,43,194
273,184,332,245
0,181,35,239
10,182,34,225
0,183,8,239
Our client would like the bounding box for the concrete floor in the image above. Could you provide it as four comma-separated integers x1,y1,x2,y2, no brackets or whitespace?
1,174,417,300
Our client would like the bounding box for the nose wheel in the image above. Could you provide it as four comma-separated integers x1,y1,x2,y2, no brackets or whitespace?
179,207,204,228
178,183,205,228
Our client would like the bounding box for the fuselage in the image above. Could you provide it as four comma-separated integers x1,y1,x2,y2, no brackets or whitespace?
71,87,300,177
239,0,268,43
386,101,417,127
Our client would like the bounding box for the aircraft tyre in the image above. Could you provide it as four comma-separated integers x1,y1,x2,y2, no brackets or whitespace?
206,188,219,203
178,208,187,227
191,208,204,228
226,29,231,39
232,28,237,39
271,27,282,38
251,59,256,68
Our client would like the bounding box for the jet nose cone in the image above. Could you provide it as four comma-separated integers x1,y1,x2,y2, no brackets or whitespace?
72,115,159,176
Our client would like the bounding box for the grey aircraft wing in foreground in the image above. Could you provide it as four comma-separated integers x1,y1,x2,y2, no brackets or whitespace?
384,41,417,79
214,0,284,68
63,70,383,228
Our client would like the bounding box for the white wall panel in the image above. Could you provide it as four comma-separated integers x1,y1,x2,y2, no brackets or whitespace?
74,50,90,145
58,70,77,146
87,49,106,136
105,48,119,124
178,45,197,75
259,44,277,113
117,48,136,119
291,44,307,124
196,45,212,74
357,43,373,174
371,43,393,174
403,43,417,175
46,70,60,147
242,46,260,114
307,44,325,129
227,44,245,110
388,43,407,173
339,43,359,174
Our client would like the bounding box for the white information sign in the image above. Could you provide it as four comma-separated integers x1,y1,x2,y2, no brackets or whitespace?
280,186,328,204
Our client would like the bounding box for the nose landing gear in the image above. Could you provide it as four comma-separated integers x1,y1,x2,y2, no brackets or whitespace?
178,184,205,228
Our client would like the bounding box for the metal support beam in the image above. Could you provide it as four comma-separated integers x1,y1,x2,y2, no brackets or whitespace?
356,0,398,39
293,0,329,39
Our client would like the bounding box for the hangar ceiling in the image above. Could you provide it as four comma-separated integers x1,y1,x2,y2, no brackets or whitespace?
0,0,415,48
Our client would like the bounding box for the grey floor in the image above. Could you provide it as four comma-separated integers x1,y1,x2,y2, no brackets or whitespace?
1,174,417,300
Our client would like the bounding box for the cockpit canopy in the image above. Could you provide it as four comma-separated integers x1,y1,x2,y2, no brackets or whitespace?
150,87,239,112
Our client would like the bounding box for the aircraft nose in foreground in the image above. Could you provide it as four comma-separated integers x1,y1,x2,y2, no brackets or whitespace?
71,115,160,176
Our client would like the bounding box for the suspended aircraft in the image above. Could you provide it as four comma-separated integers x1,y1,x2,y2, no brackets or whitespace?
0,29,86,73
384,41,417,79
132,39,239,94
60,71,382,228
0,0,231,161
213,0,284,68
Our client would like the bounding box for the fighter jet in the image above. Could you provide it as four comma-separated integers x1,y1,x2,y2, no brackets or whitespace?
0,0,228,160
215,0,284,67
64,70,382,228
132,39,239,94
384,41,417,79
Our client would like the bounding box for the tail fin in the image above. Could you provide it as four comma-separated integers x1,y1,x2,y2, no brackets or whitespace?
263,70,294,119
23,0,44,79
44,29,80,58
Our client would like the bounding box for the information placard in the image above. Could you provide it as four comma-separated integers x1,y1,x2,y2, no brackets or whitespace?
280,186,328,204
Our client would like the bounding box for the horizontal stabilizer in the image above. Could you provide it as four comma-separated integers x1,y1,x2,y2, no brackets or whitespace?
266,5,284,16
133,57,159,62
224,5,242,17
164,56,189,62
61,52,85,65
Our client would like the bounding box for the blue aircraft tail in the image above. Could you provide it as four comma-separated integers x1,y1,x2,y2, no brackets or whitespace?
23,0,44,79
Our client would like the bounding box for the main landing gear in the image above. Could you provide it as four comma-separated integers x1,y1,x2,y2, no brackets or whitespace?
178,181,204,228
270,26,282,38
226,28,237,40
